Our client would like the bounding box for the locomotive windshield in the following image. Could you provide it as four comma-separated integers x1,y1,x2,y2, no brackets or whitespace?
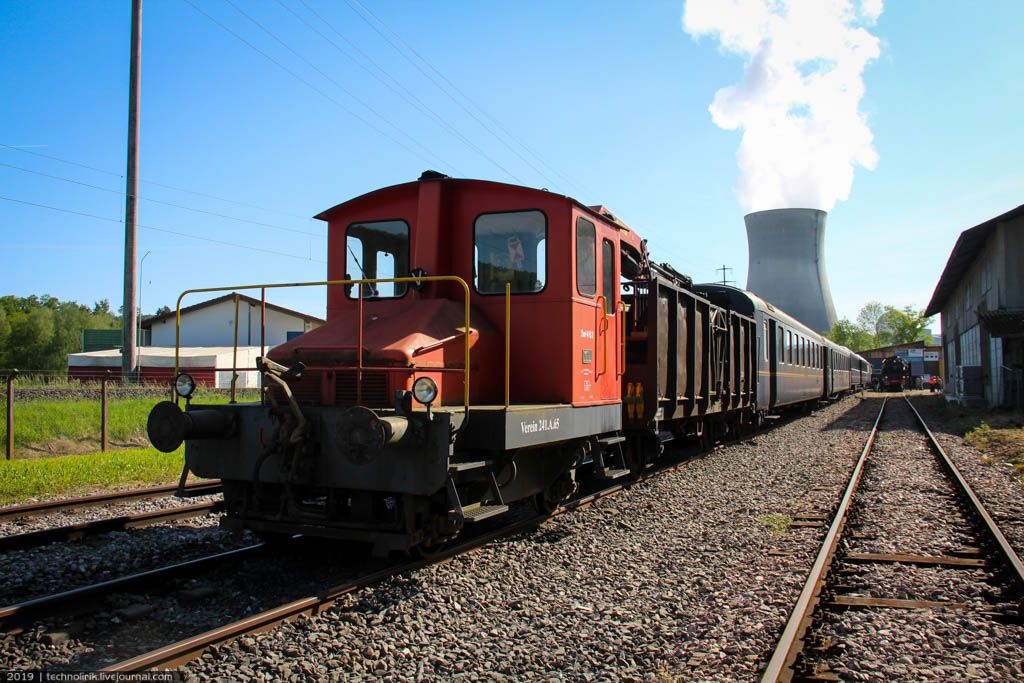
345,220,410,298
474,210,547,294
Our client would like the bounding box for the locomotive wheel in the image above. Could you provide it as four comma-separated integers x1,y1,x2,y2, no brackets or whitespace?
536,471,577,514
413,536,452,560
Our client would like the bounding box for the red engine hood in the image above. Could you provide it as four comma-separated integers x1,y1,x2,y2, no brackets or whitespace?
268,298,495,366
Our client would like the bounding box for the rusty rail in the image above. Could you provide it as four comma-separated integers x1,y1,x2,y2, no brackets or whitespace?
0,543,263,630
903,397,1024,587
760,398,887,683
0,500,223,553
0,480,222,522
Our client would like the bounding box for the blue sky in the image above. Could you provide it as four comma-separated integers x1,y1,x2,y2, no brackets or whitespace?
2,1,1022,332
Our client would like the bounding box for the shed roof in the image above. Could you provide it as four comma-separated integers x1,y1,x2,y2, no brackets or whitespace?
924,203,1024,316
142,292,325,328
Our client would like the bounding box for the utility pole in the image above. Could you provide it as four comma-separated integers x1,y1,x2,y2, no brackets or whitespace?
121,0,142,381
716,264,735,286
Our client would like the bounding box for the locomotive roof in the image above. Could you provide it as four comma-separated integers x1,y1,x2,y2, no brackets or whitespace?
313,175,643,246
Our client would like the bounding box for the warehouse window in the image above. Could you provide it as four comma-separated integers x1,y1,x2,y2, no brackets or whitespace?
475,210,547,295
575,217,596,297
345,220,409,299
959,325,981,366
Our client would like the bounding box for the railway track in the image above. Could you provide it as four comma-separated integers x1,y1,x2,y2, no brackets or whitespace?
0,480,222,523
0,500,225,553
0,543,264,632
0,399,834,672
761,396,1024,682
102,481,632,672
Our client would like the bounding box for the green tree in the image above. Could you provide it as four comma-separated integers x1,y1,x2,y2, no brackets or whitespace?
880,306,933,345
0,295,122,373
826,318,875,352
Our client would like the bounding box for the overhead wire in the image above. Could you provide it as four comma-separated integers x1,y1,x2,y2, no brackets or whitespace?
0,142,311,221
0,195,326,264
221,0,460,176
281,0,522,182
342,0,592,197
180,0,450,173
0,161,322,237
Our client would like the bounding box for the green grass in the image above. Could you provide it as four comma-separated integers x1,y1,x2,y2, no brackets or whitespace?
0,446,187,505
758,513,794,534
0,390,259,456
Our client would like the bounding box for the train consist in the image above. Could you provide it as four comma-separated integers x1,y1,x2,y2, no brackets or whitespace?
147,173,869,554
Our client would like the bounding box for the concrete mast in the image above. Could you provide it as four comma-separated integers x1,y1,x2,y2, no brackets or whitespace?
121,0,142,380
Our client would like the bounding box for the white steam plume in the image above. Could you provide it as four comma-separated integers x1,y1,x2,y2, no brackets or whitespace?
683,0,882,211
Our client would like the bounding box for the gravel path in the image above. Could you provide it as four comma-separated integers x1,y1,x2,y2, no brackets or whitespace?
806,397,1024,681
179,396,876,682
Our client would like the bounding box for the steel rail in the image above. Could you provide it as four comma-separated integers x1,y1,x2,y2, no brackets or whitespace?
104,399,849,673
0,543,264,630
760,398,888,683
903,397,1024,587
0,480,222,522
104,466,665,673
0,500,224,553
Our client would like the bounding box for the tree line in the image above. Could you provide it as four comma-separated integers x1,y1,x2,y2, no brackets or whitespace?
0,295,122,374
826,302,934,352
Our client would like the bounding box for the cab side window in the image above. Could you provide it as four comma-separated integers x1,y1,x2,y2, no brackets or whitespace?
576,217,596,297
602,239,615,313
474,210,547,294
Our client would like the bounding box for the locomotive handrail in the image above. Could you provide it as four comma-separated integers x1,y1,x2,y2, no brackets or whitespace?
505,282,511,409
173,276,473,413
618,300,626,378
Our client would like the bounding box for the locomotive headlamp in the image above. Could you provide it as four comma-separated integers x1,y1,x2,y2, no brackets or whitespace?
412,377,438,405
174,373,197,399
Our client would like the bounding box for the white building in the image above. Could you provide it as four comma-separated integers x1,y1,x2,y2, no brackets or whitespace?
143,293,324,349
68,346,263,388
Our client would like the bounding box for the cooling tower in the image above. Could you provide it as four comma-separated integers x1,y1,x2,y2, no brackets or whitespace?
745,208,838,333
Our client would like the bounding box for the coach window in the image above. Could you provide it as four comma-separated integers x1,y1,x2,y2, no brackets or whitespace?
575,217,596,297
786,331,793,364
602,239,615,313
763,320,769,361
475,210,547,294
345,220,409,298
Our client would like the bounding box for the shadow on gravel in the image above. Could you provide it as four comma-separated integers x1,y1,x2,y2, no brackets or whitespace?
817,395,881,433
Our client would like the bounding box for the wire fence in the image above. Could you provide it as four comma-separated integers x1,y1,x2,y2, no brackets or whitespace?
0,370,258,460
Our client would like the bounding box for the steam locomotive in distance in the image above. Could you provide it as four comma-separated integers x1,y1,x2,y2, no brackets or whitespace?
147,172,869,555
880,355,912,392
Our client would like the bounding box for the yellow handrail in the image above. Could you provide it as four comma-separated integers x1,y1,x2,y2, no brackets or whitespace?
174,276,473,411
595,295,608,378
618,300,626,378
230,294,240,403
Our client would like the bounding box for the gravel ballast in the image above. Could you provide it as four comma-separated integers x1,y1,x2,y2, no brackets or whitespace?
805,397,1024,681
182,397,876,682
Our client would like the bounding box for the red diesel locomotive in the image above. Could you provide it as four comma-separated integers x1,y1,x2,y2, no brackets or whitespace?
148,172,864,554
